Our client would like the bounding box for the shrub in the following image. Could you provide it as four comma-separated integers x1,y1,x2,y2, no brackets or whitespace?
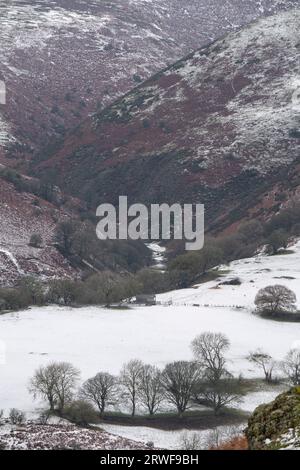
18,277,44,306
180,432,202,450
29,233,43,248
9,408,25,425
266,229,289,255
47,279,78,306
63,400,99,426
0,288,30,311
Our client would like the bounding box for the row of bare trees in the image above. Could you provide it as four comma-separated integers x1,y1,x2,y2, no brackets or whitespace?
29,333,300,421
29,333,244,417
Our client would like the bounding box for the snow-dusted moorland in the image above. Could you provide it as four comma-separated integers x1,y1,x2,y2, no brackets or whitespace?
0,422,153,450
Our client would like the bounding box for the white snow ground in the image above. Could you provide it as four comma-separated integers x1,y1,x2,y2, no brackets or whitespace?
98,423,245,450
0,242,300,446
157,242,300,310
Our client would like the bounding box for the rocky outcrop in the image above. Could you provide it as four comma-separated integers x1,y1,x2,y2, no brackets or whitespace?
246,387,300,450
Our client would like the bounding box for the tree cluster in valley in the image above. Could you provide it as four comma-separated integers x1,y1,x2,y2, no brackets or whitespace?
1,335,300,428
27,333,245,422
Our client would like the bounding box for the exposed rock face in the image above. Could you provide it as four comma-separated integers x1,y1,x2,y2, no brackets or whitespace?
246,387,300,450
36,9,300,231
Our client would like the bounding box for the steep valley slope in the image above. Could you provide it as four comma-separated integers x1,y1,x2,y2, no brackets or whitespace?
36,9,300,231
0,0,298,166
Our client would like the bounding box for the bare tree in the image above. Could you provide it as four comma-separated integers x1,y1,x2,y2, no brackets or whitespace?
53,362,80,412
191,332,230,381
192,371,244,415
29,362,80,413
180,432,203,450
120,359,143,417
191,332,243,414
282,349,300,385
138,364,164,415
204,425,242,449
248,350,276,383
29,363,60,411
255,285,297,317
161,361,201,415
80,372,117,416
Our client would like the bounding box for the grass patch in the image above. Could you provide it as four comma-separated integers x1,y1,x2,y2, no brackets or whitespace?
238,377,288,394
99,408,248,431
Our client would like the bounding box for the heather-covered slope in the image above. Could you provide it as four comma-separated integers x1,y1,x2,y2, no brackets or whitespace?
0,0,298,165
0,423,153,450
36,9,300,230
0,172,78,285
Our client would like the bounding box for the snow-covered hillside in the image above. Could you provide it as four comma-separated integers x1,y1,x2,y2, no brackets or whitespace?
0,0,297,164
158,242,300,310
37,8,300,235
0,175,79,285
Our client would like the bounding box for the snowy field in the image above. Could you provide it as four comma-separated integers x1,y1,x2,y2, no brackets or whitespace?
158,241,300,310
0,243,300,446
98,423,245,450
0,303,294,411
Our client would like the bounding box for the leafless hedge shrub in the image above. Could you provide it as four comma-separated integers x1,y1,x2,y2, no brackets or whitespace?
180,431,203,450
9,408,25,425
63,400,99,426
